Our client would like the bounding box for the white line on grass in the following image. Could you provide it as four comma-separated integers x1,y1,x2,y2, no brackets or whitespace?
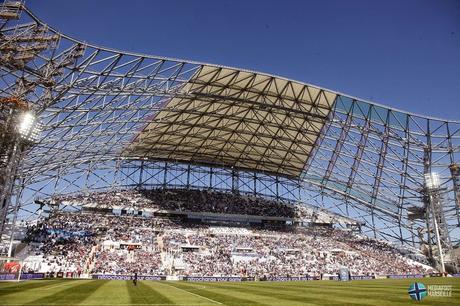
185,285,207,291
153,282,222,305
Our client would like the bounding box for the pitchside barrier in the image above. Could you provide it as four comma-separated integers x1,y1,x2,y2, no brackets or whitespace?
386,274,426,279
92,274,166,281
182,274,457,281
8,273,457,282
262,276,320,281
0,273,44,281
0,257,25,281
184,276,255,282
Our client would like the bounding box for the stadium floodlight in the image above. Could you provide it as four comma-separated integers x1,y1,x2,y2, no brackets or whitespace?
17,111,41,143
424,171,446,273
424,172,440,190
18,112,35,137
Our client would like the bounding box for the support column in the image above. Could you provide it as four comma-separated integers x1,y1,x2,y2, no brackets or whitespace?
138,160,144,189
231,168,238,193
163,162,168,189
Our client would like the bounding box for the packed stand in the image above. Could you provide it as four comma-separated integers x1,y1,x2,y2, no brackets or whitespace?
53,188,317,219
166,226,435,277
24,212,165,275
22,189,436,278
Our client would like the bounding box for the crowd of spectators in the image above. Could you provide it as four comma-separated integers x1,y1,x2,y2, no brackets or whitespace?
0,243,8,256
24,212,167,275
173,226,434,277
53,190,148,210
53,188,319,219
24,213,96,274
91,248,163,276
21,189,435,278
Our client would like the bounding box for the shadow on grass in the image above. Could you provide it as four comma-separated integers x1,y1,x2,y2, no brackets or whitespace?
25,280,107,305
126,280,174,304
170,282,267,306
0,280,56,298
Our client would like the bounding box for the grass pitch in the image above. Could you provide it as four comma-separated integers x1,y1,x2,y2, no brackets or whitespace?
0,278,458,305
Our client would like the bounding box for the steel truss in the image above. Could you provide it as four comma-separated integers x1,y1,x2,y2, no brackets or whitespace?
0,3,459,266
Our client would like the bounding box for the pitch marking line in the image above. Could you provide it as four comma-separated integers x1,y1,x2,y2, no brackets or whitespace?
186,285,207,291
173,284,208,291
154,282,223,305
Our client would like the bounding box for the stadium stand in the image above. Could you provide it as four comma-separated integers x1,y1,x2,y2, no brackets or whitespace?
20,189,435,278
0,2,458,282
53,189,308,218
50,189,358,226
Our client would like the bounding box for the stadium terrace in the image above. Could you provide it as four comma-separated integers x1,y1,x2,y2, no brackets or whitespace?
0,0,459,292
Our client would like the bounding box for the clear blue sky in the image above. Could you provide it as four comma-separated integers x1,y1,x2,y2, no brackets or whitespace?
29,0,460,120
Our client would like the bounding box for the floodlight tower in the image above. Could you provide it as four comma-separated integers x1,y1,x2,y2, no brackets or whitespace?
423,172,446,272
0,97,40,243
421,148,454,273
449,163,460,220
0,1,63,246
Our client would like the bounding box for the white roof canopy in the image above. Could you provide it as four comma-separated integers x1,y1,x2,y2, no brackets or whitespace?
126,66,336,177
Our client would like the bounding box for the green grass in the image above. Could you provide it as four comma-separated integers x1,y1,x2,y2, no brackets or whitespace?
0,278,459,305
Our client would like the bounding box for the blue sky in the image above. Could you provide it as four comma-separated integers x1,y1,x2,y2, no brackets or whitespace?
29,0,459,120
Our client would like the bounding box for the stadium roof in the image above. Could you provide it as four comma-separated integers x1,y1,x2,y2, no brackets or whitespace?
125,66,336,177
0,3,459,245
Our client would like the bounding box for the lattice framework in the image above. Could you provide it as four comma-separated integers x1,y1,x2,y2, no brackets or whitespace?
0,3,459,252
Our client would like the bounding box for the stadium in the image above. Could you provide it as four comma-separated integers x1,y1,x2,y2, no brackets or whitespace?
0,1,459,305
